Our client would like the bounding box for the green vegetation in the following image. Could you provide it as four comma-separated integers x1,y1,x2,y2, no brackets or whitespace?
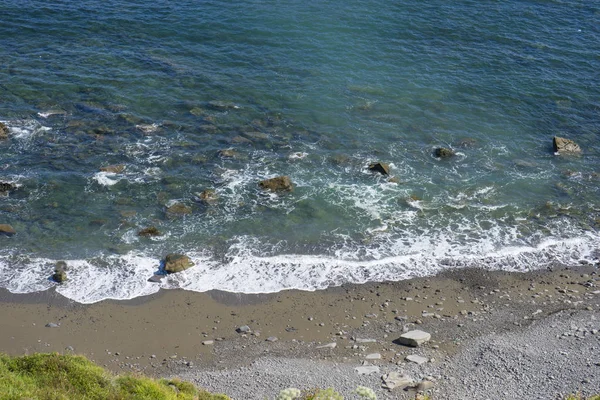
565,395,600,400
0,353,229,400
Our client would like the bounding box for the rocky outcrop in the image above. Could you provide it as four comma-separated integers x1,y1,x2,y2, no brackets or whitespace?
435,147,455,158
368,162,390,175
0,224,15,236
52,261,68,283
164,253,194,273
100,164,125,173
138,226,161,237
0,122,8,140
259,176,293,192
553,136,581,154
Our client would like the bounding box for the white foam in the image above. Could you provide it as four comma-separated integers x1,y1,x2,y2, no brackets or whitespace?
92,171,123,186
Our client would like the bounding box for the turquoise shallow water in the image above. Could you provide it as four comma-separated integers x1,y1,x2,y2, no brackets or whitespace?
0,0,599,302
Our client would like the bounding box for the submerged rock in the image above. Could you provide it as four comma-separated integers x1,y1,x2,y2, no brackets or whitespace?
368,162,390,175
138,226,161,237
166,202,192,217
0,122,9,139
196,189,218,204
434,147,455,158
100,164,125,174
0,224,16,236
0,182,16,194
553,136,581,154
208,100,240,110
218,149,238,158
259,176,293,192
164,253,194,273
53,261,68,283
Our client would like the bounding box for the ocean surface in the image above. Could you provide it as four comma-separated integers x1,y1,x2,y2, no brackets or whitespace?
0,0,599,303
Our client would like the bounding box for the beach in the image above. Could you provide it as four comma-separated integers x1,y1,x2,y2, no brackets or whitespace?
2,264,599,399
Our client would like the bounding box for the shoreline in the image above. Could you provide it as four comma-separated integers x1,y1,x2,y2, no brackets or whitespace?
1,264,599,398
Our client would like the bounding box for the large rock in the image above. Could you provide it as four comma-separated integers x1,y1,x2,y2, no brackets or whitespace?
435,147,455,158
381,372,414,390
0,224,15,236
164,253,194,273
259,176,293,192
368,162,390,175
0,122,8,140
52,261,68,283
553,136,581,154
196,189,218,204
0,182,16,194
397,330,431,347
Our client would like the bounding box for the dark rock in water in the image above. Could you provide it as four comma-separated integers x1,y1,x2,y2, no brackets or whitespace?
259,176,293,192
164,253,194,273
0,224,16,236
553,136,581,154
368,162,390,175
455,138,478,148
388,177,400,183
138,226,161,237
331,154,351,165
166,202,192,217
100,164,125,174
197,189,218,204
231,135,252,144
148,275,164,283
0,182,16,193
218,149,238,158
243,131,269,141
0,122,9,139
208,100,240,110
53,261,68,283
435,147,455,158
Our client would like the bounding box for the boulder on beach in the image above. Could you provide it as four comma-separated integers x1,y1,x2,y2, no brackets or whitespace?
52,261,68,283
259,176,293,192
397,330,431,347
100,164,125,174
164,253,194,273
0,122,9,140
434,147,455,158
368,162,390,175
0,224,16,236
138,226,161,237
553,136,581,154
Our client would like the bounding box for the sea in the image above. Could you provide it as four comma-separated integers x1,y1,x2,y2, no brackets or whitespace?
0,0,599,303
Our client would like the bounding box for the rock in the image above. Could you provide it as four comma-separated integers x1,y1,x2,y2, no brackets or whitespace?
147,275,164,283
398,330,431,347
0,122,8,139
196,189,218,204
553,136,581,154
354,338,377,343
100,164,125,174
138,226,161,237
266,336,278,342
163,253,194,273
435,147,455,158
259,176,293,192
45,323,59,328
135,124,159,134
0,224,16,236
52,269,67,283
382,372,413,390
405,354,428,365
202,340,214,345
316,342,337,349
218,149,238,158
0,182,16,194
355,365,380,375
166,202,192,216
365,353,382,360
416,380,435,392
368,162,390,175
236,325,251,334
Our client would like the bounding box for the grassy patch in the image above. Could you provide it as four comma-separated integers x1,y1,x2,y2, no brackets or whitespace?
0,353,229,400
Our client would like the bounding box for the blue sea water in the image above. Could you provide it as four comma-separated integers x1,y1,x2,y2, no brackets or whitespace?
0,0,599,303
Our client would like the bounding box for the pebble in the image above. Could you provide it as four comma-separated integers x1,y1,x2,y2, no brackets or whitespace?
45,323,59,328
316,342,337,349
202,340,214,345
365,353,382,360
236,325,251,333
405,354,429,365
266,336,278,342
